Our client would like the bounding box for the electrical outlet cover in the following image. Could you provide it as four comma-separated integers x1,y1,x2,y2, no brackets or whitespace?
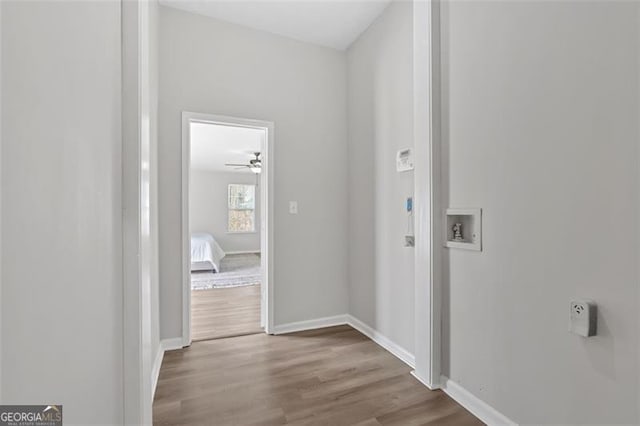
569,299,597,337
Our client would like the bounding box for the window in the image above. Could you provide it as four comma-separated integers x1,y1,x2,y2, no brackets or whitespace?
228,184,256,233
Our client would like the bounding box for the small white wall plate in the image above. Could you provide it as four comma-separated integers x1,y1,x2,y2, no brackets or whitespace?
396,148,414,172
569,299,597,337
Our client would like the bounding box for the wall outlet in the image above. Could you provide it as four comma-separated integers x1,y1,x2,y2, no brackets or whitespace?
569,299,597,337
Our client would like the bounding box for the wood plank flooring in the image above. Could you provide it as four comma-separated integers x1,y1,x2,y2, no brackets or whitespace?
191,285,262,341
153,325,483,425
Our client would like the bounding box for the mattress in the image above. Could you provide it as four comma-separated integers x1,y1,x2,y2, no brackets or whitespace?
190,233,225,273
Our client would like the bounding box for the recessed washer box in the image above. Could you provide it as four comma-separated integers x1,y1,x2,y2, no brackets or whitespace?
444,208,482,251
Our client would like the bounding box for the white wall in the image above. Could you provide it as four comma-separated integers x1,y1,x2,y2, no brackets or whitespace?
190,171,260,253
440,1,639,423
159,6,349,339
1,1,123,423
347,1,415,354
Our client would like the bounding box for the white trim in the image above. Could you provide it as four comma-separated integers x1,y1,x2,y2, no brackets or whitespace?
273,315,416,369
151,338,187,401
182,112,275,344
161,337,185,352
440,376,518,426
225,250,261,255
122,1,153,423
153,324,513,426
273,315,348,335
410,370,439,391
413,0,442,391
346,315,415,369
272,315,417,375
181,113,191,347
151,346,164,401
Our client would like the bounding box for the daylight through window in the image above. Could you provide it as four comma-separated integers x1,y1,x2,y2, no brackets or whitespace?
228,184,256,232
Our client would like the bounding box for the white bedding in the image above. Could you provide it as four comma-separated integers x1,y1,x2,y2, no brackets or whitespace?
191,233,225,273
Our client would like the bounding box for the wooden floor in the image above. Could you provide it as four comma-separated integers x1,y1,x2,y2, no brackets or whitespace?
153,325,483,425
191,285,262,341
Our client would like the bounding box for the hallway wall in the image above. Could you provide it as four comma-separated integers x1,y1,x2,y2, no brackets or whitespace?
346,1,415,355
158,6,349,339
1,1,124,422
440,1,640,423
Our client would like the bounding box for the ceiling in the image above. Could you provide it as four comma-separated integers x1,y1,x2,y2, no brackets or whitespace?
158,0,391,50
190,122,263,173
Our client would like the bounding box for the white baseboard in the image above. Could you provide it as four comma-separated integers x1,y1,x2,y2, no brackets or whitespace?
273,314,416,370
151,346,164,401
152,337,187,400
225,250,261,255
440,375,517,426
346,315,415,369
155,322,511,426
273,314,348,334
161,337,185,352
410,370,440,390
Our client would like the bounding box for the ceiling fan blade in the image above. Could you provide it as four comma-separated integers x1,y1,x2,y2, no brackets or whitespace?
225,163,248,167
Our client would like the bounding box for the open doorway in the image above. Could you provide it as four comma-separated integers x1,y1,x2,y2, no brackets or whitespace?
182,112,274,344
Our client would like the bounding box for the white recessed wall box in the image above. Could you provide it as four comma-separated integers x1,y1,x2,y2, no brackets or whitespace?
396,148,414,172
444,208,482,251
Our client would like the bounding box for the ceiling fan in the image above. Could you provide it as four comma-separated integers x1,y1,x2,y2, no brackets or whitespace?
225,152,262,174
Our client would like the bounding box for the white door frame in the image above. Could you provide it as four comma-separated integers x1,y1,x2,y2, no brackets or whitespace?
181,111,275,346
412,0,442,390
122,0,153,423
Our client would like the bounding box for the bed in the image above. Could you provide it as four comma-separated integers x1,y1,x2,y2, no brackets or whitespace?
190,233,226,273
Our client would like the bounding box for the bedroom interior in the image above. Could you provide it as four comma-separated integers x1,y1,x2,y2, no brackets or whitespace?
188,120,265,341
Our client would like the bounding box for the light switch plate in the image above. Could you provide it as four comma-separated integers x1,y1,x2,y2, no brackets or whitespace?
569,299,597,337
